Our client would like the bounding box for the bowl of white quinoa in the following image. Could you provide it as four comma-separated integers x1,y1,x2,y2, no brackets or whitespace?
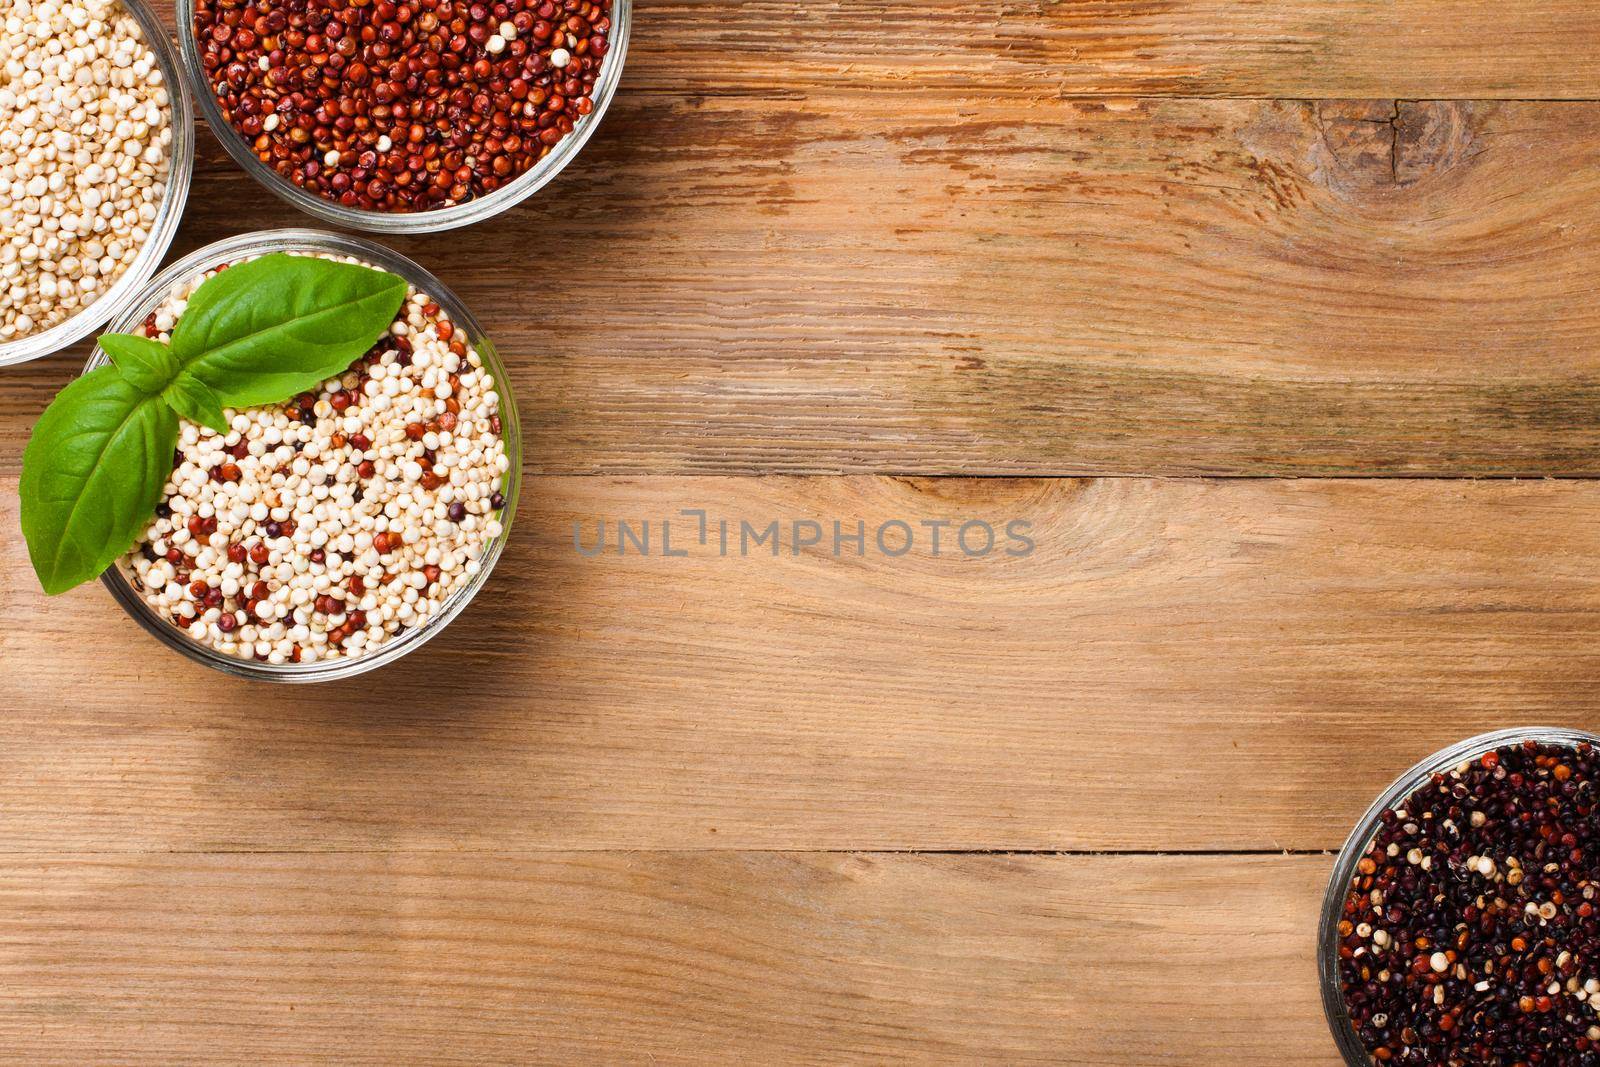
95,229,520,682
0,0,193,366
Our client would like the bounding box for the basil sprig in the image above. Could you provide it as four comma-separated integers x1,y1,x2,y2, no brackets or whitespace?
19,253,407,596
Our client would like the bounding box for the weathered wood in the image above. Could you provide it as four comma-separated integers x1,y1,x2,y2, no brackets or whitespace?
6,475,1600,854
0,851,1337,1064
8,98,1600,475
625,0,1600,101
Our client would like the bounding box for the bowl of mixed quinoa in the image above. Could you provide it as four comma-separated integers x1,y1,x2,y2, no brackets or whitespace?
97,229,519,680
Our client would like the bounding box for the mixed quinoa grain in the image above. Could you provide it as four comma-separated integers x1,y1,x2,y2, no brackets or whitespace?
194,0,614,213
1337,739,1600,1065
121,254,509,665
0,0,172,341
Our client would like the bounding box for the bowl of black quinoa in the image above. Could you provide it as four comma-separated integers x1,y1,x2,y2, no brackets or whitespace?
1320,728,1600,1065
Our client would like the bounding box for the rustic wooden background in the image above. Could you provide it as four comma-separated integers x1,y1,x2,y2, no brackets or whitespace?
5,1,1600,1062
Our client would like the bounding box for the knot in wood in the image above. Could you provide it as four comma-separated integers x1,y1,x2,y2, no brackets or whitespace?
1315,101,1472,193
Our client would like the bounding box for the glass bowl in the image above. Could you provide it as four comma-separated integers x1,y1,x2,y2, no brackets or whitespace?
0,0,195,367
91,228,521,682
1318,726,1600,1065
175,0,631,234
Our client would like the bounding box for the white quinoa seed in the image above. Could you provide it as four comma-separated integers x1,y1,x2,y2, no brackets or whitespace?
121,252,509,666
0,0,171,341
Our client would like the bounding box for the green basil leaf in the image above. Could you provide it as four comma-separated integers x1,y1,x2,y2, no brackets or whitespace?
171,253,406,408
163,372,229,435
100,333,180,394
19,366,179,596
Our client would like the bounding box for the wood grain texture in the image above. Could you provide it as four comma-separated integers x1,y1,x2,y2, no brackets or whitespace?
628,0,1600,101
6,475,1600,854
0,851,1336,1064
9,79,1600,475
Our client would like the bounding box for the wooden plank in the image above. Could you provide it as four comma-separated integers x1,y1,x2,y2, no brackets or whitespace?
147,0,1600,100
0,851,1336,1064
5,475,1600,854
8,98,1600,476
626,1,1600,101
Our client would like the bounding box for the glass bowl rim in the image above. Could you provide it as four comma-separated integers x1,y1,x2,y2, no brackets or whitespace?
1317,725,1600,1065
172,0,632,234
91,227,522,683
0,0,196,367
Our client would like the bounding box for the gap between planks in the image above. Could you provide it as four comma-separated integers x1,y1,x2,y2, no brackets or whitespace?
0,847,1335,856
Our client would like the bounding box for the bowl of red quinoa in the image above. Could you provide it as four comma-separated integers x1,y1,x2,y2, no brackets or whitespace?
93,228,520,682
177,0,629,234
1320,727,1600,1065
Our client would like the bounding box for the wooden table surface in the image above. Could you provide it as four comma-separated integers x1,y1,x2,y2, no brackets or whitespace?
5,2,1600,1062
